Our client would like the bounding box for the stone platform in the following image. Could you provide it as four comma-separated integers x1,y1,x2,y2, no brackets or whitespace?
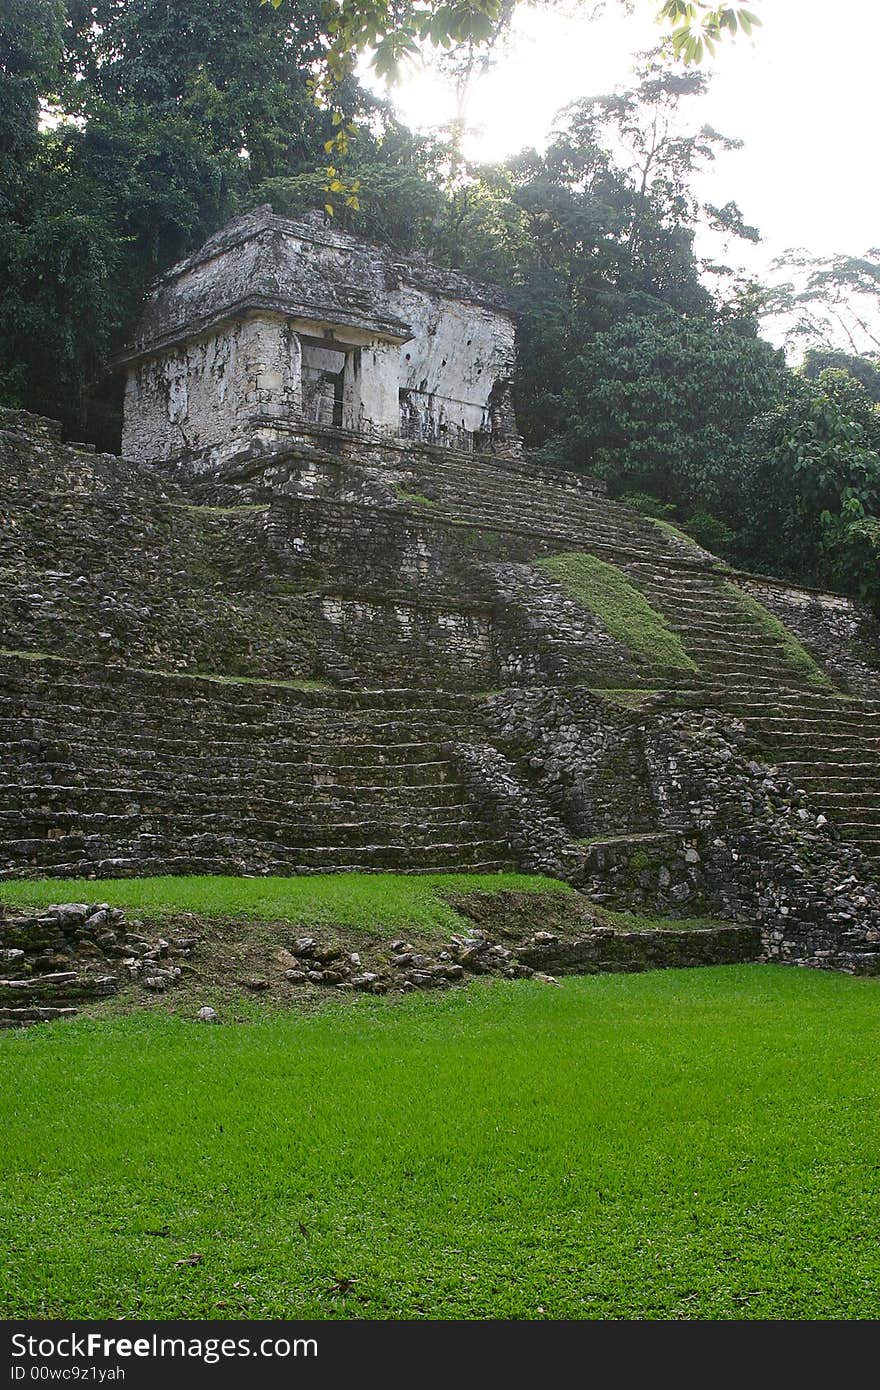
2,406,880,973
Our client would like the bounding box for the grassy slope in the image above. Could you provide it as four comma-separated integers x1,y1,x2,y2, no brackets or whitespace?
2,966,879,1320
535,552,696,671
0,872,570,935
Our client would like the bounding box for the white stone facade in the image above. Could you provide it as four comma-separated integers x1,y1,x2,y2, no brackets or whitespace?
119,207,519,465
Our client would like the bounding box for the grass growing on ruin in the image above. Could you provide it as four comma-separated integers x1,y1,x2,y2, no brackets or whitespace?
2,965,880,1320
178,503,271,516
393,485,436,507
648,515,712,555
535,552,697,672
0,648,330,692
723,583,833,689
0,872,570,935
590,687,659,710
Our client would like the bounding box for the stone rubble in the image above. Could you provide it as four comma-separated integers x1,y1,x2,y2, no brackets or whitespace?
0,901,195,1025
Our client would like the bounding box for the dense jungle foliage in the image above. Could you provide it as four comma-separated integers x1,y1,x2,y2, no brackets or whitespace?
1,0,878,603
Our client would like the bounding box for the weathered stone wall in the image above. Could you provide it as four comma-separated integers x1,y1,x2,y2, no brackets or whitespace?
318,593,495,689
641,705,880,972
573,832,709,917
341,340,401,437
120,207,519,463
485,687,655,838
451,741,580,879
122,316,303,463
487,565,642,687
393,283,515,447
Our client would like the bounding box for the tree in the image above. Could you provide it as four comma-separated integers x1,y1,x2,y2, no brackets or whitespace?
0,0,64,215
262,0,762,92
495,56,761,450
760,249,880,358
740,369,880,604
802,349,880,404
0,0,768,446
549,310,785,512
259,0,762,203
0,0,384,441
61,0,349,186
656,1,761,63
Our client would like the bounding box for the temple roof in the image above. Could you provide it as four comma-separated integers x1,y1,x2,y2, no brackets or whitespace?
119,207,513,365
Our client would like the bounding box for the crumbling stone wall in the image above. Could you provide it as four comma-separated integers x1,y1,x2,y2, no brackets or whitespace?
318,594,495,689
485,687,655,837
642,706,880,972
122,316,302,463
119,207,519,465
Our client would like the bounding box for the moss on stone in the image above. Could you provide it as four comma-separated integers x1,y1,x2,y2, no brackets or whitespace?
627,849,652,875
535,552,697,672
593,907,738,932
393,485,436,507
723,583,834,690
590,687,658,710
178,503,271,516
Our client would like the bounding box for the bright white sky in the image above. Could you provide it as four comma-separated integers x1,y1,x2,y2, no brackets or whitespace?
366,0,878,282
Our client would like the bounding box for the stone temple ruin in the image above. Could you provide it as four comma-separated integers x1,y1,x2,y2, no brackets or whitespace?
3,208,880,1023
118,207,520,466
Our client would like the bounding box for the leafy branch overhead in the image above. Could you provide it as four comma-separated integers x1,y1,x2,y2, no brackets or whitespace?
656,3,761,64
266,0,761,85
261,0,761,207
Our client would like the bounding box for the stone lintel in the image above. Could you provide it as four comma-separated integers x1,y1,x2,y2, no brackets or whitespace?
114,301,412,370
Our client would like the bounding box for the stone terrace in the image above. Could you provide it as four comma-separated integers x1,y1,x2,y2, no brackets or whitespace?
2,407,879,951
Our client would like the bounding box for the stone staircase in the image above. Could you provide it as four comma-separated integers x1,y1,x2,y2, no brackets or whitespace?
0,656,514,879
198,437,698,567
2,409,878,894
625,563,824,692
389,447,686,563
663,682,880,865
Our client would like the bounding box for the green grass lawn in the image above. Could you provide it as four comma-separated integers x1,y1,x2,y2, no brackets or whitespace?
2,965,879,1320
0,872,570,936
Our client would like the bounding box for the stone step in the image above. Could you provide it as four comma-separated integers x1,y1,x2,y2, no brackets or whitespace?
0,660,483,713
0,776,469,806
0,800,486,839
671,688,879,711
785,775,880,791
760,742,880,761
842,840,880,857
0,728,467,767
777,759,880,776
0,807,503,853
0,972,118,1002
0,788,477,825
796,790,880,806
0,837,515,876
0,695,481,741
746,713,880,731
755,724,880,742
0,1006,79,1028
0,758,467,794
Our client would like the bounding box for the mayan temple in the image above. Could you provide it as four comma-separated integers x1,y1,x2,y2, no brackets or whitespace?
3,206,880,986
